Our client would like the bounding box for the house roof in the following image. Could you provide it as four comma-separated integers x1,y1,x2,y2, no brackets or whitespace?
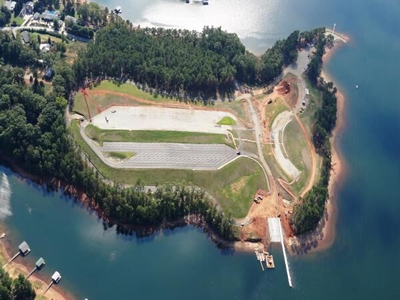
21,31,30,44
36,257,46,268
4,1,17,11
19,241,30,253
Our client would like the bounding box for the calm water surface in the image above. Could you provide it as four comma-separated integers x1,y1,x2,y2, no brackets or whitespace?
2,0,400,299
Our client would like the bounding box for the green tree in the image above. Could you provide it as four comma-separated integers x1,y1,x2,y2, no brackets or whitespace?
12,275,36,300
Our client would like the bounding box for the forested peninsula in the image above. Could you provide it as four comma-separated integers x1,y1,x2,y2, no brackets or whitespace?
0,15,337,244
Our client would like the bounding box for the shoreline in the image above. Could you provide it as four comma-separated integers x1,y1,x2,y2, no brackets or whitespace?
0,227,73,300
287,33,349,255
316,33,349,252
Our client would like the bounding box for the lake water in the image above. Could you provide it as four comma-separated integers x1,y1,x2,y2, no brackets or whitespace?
2,0,400,299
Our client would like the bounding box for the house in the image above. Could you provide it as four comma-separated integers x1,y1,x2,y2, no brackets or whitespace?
65,15,77,24
51,271,62,283
41,10,61,22
20,1,34,16
39,43,51,52
44,68,54,80
35,257,46,269
18,241,31,256
21,31,30,44
4,1,17,13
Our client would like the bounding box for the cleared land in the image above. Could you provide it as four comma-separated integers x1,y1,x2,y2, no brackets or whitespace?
91,106,237,135
85,125,233,147
283,119,312,194
265,97,288,127
70,121,267,218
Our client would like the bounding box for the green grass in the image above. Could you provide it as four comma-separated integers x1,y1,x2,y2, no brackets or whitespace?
65,41,87,64
85,125,234,147
31,33,63,44
217,116,236,126
70,121,267,218
92,80,178,103
9,15,24,26
213,99,250,124
105,152,135,160
72,92,145,118
265,97,288,127
283,120,311,195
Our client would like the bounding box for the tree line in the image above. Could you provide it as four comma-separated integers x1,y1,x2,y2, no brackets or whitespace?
291,34,338,235
0,269,35,300
74,22,325,99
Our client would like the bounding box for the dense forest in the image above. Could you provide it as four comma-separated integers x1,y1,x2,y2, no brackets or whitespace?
0,269,36,300
291,36,338,235
74,22,325,98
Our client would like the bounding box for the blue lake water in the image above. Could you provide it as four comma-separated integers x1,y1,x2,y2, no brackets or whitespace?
2,0,400,299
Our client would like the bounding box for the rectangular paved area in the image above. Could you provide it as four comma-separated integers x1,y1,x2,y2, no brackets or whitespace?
92,106,237,135
99,142,238,170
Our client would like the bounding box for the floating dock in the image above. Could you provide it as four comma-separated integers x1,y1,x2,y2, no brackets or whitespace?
27,257,45,279
45,271,62,294
2,241,31,268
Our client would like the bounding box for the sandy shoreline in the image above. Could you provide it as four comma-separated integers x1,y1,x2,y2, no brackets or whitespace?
309,33,349,252
0,228,73,300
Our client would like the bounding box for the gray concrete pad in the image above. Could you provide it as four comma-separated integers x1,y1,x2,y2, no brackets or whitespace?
99,142,238,170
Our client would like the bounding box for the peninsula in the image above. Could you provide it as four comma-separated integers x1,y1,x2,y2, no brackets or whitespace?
0,0,347,296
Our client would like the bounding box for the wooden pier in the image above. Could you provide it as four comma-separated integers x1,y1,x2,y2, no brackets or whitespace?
2,241,31,268
45,271,61,294
27,257,45,279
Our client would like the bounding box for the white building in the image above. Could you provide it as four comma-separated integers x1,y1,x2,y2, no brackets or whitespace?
4,1,17,12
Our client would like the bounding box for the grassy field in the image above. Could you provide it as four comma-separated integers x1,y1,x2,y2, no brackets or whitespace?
213,99,250,124
265,97,288,127
105,152,135,160
92,80,178,103
85,125,234,147
9,15,24,26
71,121,267,218
263,145,291,183
31,33,63,44
217,116,236,125
65,41,86,64
72,92,145,118
283,120,311,195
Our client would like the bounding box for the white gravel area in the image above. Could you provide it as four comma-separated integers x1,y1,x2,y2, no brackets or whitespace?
91,106,237,134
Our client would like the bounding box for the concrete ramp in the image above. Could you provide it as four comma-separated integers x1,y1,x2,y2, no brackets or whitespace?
268,218,281,243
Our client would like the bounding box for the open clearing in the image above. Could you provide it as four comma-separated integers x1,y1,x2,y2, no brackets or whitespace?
91,106,237,135
85,125,233,147
70,120,267,218
271,111,301,180
283,119,312,194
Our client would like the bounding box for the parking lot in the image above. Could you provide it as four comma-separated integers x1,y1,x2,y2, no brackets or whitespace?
99,142,238,170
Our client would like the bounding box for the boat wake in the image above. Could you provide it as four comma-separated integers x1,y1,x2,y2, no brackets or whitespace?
0,173,12,220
